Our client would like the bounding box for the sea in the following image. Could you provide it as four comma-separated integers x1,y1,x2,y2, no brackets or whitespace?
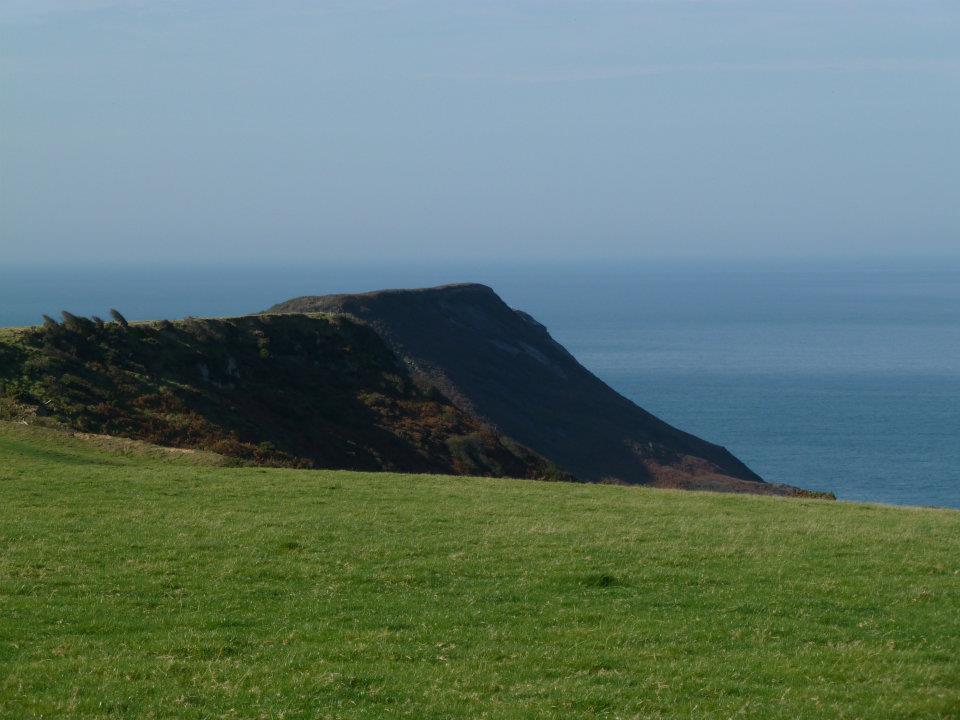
2,259,958,509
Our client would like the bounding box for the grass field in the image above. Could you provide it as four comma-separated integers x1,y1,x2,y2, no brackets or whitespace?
1,421,958,719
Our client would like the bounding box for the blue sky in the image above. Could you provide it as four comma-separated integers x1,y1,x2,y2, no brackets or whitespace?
1,1,958,263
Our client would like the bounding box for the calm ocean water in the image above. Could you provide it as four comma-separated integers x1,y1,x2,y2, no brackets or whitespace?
2,260,958,509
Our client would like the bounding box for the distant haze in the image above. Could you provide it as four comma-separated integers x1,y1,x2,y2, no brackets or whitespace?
2,1,958,263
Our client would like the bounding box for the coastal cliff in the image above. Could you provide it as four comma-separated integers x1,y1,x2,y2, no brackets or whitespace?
269,284,818,497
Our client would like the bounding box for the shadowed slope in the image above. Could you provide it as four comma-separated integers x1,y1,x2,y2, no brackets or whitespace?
269,284,810,495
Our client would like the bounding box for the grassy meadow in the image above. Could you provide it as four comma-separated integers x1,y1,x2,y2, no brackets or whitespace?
1,421,958,719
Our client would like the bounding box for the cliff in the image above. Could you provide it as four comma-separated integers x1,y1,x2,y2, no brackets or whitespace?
269,284,817,496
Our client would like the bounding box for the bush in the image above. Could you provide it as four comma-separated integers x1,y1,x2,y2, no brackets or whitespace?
425,385,446,402
61,311,95,334
109,309,129,328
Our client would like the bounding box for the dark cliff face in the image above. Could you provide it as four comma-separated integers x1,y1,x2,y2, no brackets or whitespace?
268,284,804,495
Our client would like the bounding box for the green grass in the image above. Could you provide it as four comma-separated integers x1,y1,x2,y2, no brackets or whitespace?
1,422,958,719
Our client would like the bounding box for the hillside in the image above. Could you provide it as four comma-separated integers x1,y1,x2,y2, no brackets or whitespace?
269,284,814,496
1,420,957,719
0,313,561,479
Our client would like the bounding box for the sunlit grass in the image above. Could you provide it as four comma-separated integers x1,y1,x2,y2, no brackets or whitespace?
1,422,958,719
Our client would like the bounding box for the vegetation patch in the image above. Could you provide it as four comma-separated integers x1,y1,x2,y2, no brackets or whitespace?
581,572,622,588
0,312,560,479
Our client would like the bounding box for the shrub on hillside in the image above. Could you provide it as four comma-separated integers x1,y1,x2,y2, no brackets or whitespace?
109,309,129,328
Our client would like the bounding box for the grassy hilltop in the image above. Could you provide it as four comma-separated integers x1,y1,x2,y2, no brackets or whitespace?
1,421,957,719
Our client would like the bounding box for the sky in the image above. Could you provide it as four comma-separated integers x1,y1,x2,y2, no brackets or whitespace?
1,0,958,264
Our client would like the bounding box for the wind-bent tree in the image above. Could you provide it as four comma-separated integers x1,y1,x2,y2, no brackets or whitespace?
109,309,129,328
